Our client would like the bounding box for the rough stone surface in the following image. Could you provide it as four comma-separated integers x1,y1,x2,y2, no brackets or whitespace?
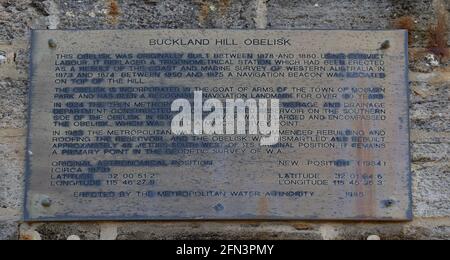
20,223,101,240
116,222,323,240
413,162,450,217
0,221,18,240
0,0,449,240
56,0,258,30
267,0,444,48
0,80,28,128
0,128,25,218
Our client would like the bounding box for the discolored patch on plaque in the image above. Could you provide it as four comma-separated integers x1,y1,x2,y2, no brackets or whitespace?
25,30,411,221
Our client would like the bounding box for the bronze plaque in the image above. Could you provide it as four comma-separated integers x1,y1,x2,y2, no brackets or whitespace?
25,30,411,221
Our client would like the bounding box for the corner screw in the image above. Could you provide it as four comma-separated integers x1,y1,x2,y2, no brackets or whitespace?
41,197,52,207
214,203,224,212
383,199,395,208
48,39,57,49
380,40,390,50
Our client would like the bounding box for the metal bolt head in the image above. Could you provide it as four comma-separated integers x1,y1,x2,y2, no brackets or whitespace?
383,199,395,208
213,203,224,212
380,40,390,50
41,197,52,207
48,39,57,49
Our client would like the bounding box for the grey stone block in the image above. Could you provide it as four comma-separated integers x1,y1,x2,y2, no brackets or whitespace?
413,162,450,217
57,0,257,30
0,0,39,41
31,223,101,240
0,221,18,240
0,80,27,129
412,143,449,162
334,222,450,240
411,100,450,132
411,82,449,104
267,0,435,47
0,134,25,211
117,222,323,240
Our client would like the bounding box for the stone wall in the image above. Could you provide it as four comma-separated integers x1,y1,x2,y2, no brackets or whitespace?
0,0,449,240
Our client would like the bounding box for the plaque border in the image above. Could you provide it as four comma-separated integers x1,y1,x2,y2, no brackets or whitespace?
23,29,413,222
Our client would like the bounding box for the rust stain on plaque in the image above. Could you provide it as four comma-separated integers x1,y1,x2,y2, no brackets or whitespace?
258,197,269,217
354,88,376,218
25,30,411,221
